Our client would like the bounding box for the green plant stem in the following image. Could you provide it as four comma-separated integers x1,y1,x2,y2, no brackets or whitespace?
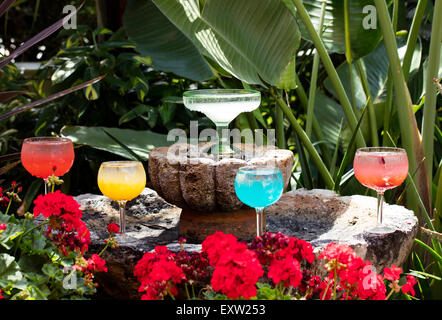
293,73,332,166
306,52,321,140
291,0,366,149
422,0,442,182
14,220,49,258
382,0,398,147
407,172,442,268
5,198,12,215
374,0,428,215
270,87,334,190
321,279,332,300
414,239,442,265
13,219,28,258
402,0,428,81
385,288,395,300
356,60,379,146
30,0,41,35
98,239,111,256
184,283,191,300
306,0,327,140
167,288,176,300
382,79,394,146
275,92,286,149
344,0,357,112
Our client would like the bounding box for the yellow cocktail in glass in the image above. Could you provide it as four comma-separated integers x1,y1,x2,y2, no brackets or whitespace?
97,161,146,234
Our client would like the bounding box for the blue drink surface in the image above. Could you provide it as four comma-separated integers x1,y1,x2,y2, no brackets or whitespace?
235,166,284,208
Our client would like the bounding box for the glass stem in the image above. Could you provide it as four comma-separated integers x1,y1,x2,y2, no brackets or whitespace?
216,123,229,155
376,192,384,225
118,201,127,234
44,179,49,195
255,207,265,237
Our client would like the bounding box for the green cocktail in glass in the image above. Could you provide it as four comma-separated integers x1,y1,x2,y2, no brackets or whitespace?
183,89,261,156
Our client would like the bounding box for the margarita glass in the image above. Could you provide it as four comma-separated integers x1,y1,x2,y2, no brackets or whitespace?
21,137,75,194
97,161,146,235
183,89,261,156
235,165,284,237
353,147,409,233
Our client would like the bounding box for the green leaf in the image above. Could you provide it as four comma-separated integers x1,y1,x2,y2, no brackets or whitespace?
42,263,64,281
27,284,49,300
313,92,346,149
277,59,297,90
0,253,23,288
83,68,101,101
324,37,422,110
60,126,173,160
118,104,156,126
125,0,300,86
123,0,214,81
18,254,48,275
101,129,144,163
159,102,177,125
0,223,23,250
298,0,387,59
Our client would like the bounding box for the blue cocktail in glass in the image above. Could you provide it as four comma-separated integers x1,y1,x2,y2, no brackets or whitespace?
234,165,284,237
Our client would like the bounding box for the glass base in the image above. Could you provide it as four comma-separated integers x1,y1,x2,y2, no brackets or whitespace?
217,144,239,156
206,143,240,157
365,224,395,234
114,232,138,243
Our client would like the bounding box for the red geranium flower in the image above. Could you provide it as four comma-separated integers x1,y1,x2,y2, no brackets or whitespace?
268,257,303,288
204,232,264,299
107,223,120,235
33,190,82,218
356,264,386,300
0,223,6,231
211,247,263,299
134,246,175,283
402,275,418,297
383,265,402,281
249,232,315,266
137,258,185,300
33,191,90,255
319,242,354,265
202,231,239,266
87,254,108,273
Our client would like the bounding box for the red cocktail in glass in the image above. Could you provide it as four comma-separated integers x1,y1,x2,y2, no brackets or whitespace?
21,137,75,193
353,147,408,232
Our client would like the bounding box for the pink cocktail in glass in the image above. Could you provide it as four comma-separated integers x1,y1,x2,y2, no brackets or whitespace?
21,137,75,193
354,147,408,232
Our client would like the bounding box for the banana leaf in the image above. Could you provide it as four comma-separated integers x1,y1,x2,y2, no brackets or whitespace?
124,0,301,87
60,126,173,161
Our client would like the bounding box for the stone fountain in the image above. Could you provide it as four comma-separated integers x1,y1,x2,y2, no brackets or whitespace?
148,142,294,242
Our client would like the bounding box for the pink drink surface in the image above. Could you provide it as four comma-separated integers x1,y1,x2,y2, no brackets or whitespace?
353,152,408,193
21,140,74,179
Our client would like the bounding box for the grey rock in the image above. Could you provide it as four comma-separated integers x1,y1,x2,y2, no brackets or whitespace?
265,189,419,272
75,188,182,299
76,187,418,299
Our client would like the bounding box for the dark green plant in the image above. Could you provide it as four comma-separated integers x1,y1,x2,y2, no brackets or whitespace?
0,181,111,300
